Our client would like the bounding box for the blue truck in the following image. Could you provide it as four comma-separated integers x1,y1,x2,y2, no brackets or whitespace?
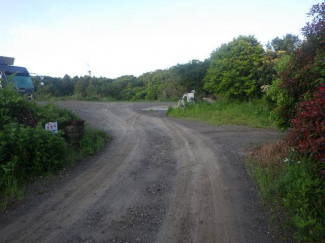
0,56,35,100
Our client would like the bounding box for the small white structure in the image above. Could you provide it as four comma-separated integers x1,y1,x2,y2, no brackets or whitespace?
178,90,196,108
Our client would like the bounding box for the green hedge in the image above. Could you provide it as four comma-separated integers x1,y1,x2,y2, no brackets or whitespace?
0,86,108,210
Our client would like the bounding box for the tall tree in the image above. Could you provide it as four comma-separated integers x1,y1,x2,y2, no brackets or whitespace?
171,59,210,96
269,1,325,128
266,34,301,55
62,74,74,96
204,35,264,99
75,76,90,97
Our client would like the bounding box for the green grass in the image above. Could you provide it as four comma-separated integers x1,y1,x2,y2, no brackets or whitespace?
36,94,179,103
79,126,108,156
248,153,325,242
168,98,275,128
36,94,117,102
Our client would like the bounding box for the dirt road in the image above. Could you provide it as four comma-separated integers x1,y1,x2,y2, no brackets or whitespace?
0,101,285,243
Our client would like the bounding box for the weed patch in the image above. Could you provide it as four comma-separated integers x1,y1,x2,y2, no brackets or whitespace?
168,98,275,128
248,143,325,242
36,94,117,102
79,127,108,156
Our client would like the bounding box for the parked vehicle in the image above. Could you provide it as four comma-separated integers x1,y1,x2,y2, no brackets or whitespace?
0,56,35,100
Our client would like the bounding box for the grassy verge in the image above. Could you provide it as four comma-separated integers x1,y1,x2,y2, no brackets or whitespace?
36,94,117,102
36,94,178,103
61,126,109,173
248,142,325,242
167,98,275,128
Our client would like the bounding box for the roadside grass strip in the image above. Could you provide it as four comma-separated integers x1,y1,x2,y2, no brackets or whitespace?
168,98,275,129
248,142,325,243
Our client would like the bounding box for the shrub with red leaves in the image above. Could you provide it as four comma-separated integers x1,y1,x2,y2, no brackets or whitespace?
273,1,325,129
288,83,325,164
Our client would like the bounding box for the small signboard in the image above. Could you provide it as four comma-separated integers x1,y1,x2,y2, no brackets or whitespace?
45,122,58,134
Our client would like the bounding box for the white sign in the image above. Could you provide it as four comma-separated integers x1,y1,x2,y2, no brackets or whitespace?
45,122,58,134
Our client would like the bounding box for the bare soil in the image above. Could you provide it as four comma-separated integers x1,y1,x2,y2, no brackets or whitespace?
0,101,286,243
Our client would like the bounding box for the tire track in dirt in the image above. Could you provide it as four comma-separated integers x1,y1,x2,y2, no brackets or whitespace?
156,118,236,243
0,104,144,243
0,102,284,243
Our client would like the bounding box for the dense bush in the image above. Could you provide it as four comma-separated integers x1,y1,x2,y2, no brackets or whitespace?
249,151,325,242
0,86,78,129
0,87,107,209
0,124,67,175
288,83,325,164
79,127,107,156
0,87,35,129
204,35,265,100
0,124,68,201
276,46,324,128
276,158,325,242
33,102,79,128
270,2,325,128
266,54,295,128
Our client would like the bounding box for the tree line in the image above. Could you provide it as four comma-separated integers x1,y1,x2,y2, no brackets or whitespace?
33,32,299,102
33,59,210,101
34,1,324,132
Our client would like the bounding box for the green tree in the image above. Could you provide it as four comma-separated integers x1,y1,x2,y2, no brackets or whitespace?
266,34,301,55
75,76,90,97
257,34,301,101
171,59,210,96
269,2,325,128
62,74,74,96
110,75,137,100
37,76,65,97
204,35,264,99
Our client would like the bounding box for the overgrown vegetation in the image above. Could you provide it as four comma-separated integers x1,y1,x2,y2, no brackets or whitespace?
8,1,325,241
33,59,210,102
204,35,265,100
266,3,325,129
249,143,325,242
168,98,274,128
170,2,325,242
288,83,325,164
0,87,108,210
249,3,325,242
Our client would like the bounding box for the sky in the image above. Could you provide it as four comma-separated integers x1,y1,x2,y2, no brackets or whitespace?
1,0,319,78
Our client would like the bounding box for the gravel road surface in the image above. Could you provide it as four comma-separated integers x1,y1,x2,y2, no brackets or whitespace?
0,101,285,243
